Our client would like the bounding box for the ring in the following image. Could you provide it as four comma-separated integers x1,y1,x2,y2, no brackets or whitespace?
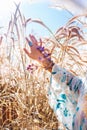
28,41,33,47
37,46,44,52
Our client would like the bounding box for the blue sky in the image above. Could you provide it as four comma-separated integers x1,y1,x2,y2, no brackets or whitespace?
20,1,72,36
0,0,72,37
1,0,87,37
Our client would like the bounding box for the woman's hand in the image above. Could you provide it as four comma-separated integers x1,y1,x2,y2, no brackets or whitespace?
24,34,54,72
24,34,44,63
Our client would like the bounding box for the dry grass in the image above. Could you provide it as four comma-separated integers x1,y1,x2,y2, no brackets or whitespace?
0,3,87,130
82,94,87,118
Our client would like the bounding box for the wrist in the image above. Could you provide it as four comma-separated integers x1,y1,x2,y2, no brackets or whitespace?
43,58,55,72
37,45,54,72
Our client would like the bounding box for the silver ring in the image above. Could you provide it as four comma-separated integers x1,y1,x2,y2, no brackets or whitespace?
28,41,33,47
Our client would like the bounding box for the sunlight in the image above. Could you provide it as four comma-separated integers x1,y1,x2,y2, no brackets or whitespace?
0,0,21,12
26,0,49,4
0,0,25,26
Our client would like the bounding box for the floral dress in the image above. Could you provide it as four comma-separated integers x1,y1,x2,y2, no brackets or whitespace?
48,64,87,130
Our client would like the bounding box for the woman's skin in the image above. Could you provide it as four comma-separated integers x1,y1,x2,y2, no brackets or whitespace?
24,34,54,72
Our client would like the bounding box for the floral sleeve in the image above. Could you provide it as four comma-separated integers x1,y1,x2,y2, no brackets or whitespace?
48,64,87,130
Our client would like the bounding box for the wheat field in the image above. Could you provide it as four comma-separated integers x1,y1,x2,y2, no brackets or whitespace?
0,3,87,130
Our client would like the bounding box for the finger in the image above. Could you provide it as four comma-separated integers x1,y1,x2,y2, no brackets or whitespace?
39,38,42,46
26,37,30,43
25,37,33,47
29,34,38,45
23,48,32,58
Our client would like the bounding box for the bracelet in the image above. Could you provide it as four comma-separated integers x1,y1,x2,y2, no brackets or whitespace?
44,59,54,70
37,45,54,71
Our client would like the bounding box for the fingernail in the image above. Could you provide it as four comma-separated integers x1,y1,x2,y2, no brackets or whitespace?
28,41,33,47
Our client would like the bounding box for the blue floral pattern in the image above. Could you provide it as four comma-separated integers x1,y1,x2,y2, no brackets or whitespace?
48,64,87,130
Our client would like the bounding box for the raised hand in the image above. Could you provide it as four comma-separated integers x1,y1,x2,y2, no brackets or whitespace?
24,34,45,62
24,34,54,72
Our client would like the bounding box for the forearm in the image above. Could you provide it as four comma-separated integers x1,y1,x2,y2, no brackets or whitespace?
41,57,55,73
45,61,54,72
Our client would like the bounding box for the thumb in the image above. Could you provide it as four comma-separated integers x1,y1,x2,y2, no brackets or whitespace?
23,48,32,58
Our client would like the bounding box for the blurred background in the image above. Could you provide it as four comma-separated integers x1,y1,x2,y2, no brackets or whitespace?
0,0,87,129
1,0,87,37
